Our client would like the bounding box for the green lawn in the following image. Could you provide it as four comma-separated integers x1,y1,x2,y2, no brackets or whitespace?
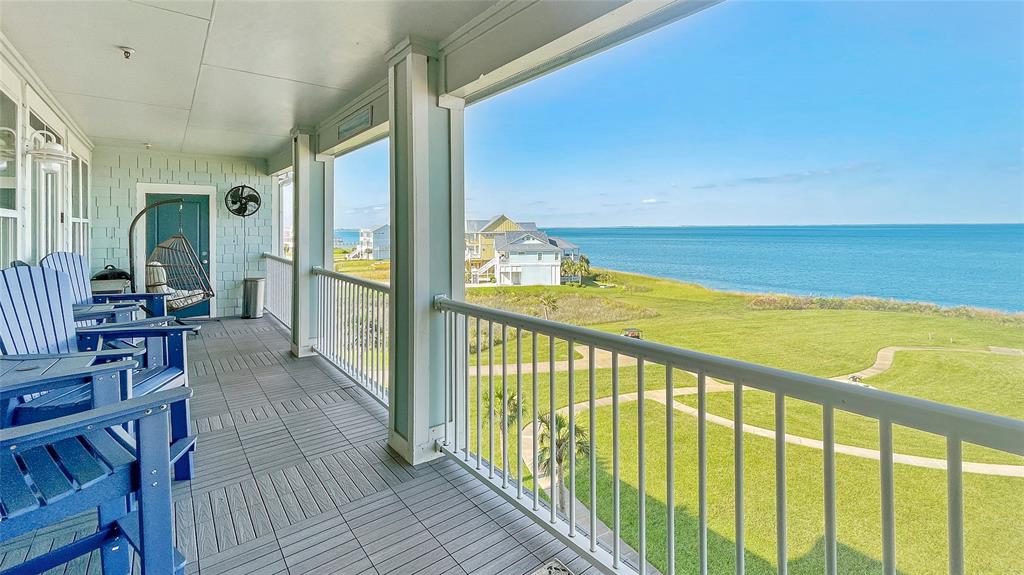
576,401,1023,575
677,350,1024,464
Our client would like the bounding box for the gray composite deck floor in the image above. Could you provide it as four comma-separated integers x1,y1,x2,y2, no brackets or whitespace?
0,316,596,575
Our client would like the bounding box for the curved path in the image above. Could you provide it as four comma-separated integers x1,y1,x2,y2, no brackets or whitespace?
516,345,1024,481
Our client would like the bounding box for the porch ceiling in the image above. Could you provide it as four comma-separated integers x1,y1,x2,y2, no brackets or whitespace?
0,0,495,158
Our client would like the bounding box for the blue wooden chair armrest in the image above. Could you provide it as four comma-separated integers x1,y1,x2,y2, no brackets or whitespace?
0,360,137,400
72,304,141,323
93,292,168,317
0,386,190,452
79,324,198,340
1,348,144,362
77,316,176,331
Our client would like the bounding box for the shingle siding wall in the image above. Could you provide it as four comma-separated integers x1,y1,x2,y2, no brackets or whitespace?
90,147,274,317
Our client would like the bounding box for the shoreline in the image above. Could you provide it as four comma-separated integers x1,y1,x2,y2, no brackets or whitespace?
587,267,1024,319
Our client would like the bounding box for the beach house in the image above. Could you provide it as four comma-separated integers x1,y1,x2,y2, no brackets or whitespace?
465,214,575,285
352,223,390,260
494,229,563,286
0,2,1018,575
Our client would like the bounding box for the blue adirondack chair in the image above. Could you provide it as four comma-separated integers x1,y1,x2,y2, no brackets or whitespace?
0,265,198,479
40,251,169,318
1,361,193,575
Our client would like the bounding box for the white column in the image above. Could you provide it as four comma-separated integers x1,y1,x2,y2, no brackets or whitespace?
290,131,328,357
387,38,463,465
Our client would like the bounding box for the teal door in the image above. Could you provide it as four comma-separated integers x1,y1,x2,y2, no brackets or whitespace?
146,193,211,317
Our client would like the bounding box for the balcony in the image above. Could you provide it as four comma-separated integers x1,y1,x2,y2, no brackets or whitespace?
1,316,602,574
0,2,1021,574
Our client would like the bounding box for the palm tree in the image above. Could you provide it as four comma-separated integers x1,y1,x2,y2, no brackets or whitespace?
560,258,578,284
576,254,591,282
483,385,521,478
538,293,559,320
538,413,590,513
484,385,520,427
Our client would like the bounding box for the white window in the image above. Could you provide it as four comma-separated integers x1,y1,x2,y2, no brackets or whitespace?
0,89,18,266
29,112,67,259
278,171,294,259
70,153,90,255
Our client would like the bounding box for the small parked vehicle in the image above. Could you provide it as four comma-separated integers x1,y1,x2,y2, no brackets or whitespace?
621,327,643,339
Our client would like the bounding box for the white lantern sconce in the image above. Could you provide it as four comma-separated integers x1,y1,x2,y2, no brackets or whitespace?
26,129,72,175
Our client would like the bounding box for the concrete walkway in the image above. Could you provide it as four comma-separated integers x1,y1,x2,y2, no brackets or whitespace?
509,344,1023,481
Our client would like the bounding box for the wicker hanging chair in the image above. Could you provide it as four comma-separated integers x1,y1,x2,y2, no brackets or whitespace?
145,234,215,312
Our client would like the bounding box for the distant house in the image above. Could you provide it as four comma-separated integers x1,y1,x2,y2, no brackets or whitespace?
351,224,390,260
465,214,578,286
548,236,580,261
494,231,562,286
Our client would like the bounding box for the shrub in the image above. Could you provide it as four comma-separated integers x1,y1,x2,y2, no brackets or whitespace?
748,293,1024,325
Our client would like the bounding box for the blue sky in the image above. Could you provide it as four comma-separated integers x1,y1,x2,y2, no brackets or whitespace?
335,0,1023,229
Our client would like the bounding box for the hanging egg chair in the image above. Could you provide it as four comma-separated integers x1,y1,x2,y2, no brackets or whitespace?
127,199,215,313
145,235,215,312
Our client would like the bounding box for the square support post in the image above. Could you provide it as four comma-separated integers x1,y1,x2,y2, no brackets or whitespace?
387,37,465,465
290,131,327,357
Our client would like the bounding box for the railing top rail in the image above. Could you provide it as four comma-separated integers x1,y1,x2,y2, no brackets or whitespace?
261,252,293,265
435,296,1024,455
312,266,390,293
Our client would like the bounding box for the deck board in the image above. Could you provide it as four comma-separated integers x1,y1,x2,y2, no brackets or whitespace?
6,316,593,575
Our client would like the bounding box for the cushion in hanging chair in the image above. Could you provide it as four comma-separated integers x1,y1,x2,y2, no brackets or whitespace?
146,261,209,311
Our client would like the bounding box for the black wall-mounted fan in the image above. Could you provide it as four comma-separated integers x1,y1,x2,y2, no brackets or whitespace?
225,184,263,282
225,184,262,217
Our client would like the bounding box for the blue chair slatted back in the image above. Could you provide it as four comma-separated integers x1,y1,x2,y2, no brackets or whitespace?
39,251,92,306
0,266,79,355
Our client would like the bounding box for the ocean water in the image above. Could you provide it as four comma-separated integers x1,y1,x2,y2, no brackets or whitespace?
544,225,1024,312
334,229,360,245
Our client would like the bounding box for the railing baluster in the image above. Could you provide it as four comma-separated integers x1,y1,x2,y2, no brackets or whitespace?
464,314,471,460
568,338,576,536
476,317,482,470
516,327,523,499
488,320,495,479
698,370,708,575
549,334,556,524
775,393,787,575
443,310,450,447
342,281,349,370
501,323,509,489
947,436,964,575
666,364,675,575
589,345,597,553
823,404,837,575
532,330,539,511
880,419,896,575
452,311,459,452
612,351,621,568
734,381,745,575
638,357,646,574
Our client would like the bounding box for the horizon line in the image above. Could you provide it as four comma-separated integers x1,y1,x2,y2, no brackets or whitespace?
333,222,1023,231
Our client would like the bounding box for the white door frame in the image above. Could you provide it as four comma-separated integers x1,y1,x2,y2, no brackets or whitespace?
134,182,218,317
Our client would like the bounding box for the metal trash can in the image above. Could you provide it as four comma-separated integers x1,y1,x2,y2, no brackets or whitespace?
242,277,265,319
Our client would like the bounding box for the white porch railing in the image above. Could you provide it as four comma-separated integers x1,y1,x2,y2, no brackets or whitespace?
434,296,1024,575
312,267,389,405
262,253,293,327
